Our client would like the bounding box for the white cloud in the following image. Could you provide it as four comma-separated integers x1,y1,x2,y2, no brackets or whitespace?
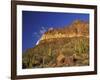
33,26,53,45
32,32,40,38
40,26,47,34
48,27,53,30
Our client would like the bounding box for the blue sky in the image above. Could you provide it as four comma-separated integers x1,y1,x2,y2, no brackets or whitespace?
22,11,89,52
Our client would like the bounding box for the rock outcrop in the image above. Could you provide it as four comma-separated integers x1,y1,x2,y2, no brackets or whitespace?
39,20,89,42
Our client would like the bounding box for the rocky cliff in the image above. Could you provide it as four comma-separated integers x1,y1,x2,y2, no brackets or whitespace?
39,20,89,42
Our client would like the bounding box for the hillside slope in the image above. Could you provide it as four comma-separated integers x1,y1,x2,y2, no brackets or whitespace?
22,20,89,69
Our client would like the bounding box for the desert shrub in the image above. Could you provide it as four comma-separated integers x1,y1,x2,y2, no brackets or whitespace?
22,37,89,68
74,38,89,54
